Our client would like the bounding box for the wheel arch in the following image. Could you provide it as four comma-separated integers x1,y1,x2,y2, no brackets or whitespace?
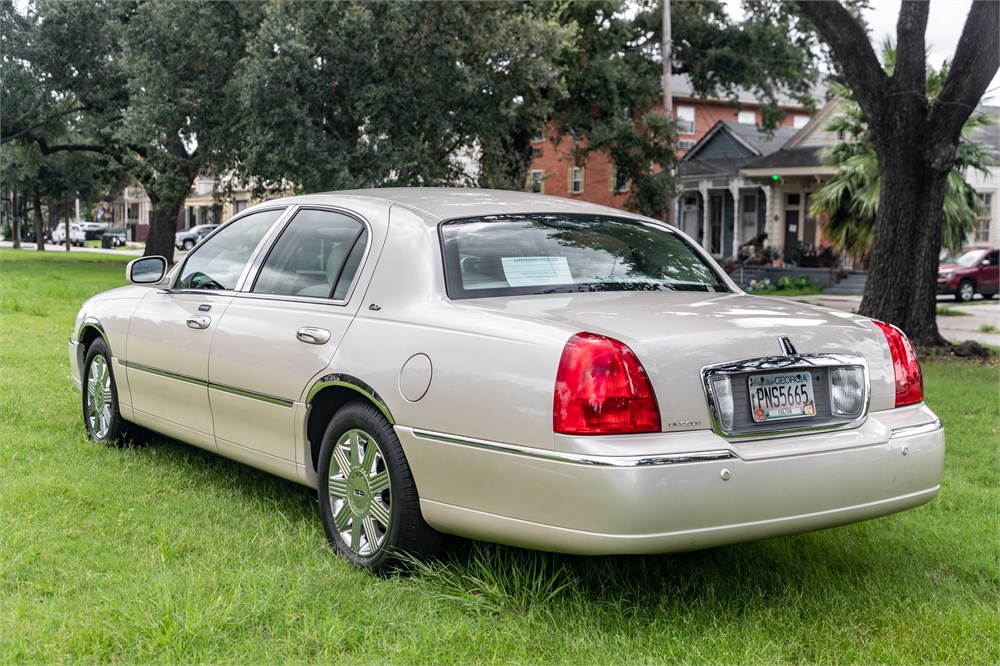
77,319,111,369
306,374,395,474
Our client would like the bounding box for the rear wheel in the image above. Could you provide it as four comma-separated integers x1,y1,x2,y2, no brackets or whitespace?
317,400,444,573
82,339,130,444
956,279,975,302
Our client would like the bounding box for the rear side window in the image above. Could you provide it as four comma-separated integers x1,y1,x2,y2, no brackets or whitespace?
440,214,728,299
252,208,368,300
177,209,285,290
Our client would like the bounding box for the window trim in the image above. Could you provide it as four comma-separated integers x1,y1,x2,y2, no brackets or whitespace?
243,205,374,305
676,105,696,135
169,205,293,294
570,167,585,194
437,212,731,301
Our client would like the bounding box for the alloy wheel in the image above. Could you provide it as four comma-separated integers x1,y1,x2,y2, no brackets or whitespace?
327,428,392,556
86,355,113,439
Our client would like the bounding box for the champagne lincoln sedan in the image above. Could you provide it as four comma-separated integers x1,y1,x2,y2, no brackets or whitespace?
70,188,944,572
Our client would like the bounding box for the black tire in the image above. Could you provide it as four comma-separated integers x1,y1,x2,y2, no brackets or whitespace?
956,279,975,303
82,338,130,445
183,239,194,250
317,400,444,573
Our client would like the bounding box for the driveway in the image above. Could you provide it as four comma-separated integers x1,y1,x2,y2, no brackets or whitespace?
785,294,1000,347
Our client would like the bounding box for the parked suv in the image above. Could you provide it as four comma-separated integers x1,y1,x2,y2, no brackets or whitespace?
175,224,219,250
937,247,999,302
51,222,86,246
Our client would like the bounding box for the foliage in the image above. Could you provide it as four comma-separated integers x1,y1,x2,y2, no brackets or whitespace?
746,274,823,295
811,44,994,261
235,1,572,195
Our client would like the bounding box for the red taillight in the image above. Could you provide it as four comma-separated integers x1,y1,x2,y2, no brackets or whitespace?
553,332,661,435
873,320,923,407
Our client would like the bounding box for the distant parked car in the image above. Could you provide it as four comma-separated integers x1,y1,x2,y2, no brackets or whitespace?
937,247,999,302
78,221,108,240
52,222,86,246
175,224,219,250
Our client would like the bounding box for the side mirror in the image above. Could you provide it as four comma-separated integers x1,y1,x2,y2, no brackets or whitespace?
981,260,992,267
127,256,167,285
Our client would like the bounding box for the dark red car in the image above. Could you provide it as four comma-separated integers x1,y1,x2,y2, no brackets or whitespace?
937,247,999,302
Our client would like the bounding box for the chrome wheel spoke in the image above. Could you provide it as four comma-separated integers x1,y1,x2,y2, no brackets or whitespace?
360,437,377,473
369,471,390,495
328,477,348,500
362,516,380,547
369,498,391,528
350,519,363,552
332,445,351,477
349,431,362,466
333,502,352,532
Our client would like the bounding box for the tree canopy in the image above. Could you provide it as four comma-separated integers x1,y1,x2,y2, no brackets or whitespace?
811,45,994,263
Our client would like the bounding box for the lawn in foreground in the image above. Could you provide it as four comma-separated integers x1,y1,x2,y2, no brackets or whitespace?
1,249,997,663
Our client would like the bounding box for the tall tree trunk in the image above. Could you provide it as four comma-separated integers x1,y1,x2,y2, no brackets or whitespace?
859,139,948,346
47,195,59,246
12,185,20,249
142,188,187,264
32,192,45,252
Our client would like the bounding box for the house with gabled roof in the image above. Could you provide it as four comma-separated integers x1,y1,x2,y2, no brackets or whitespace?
677,119,800,263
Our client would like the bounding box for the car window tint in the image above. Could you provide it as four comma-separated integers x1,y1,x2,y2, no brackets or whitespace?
441,213,729,299
177,209,284,290
252,209,367,299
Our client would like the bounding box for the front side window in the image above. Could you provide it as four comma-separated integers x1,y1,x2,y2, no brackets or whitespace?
252,208,368,300
441,214,728,299
176,208,284,290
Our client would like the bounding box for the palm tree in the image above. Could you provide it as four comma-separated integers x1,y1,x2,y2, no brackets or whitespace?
811,43,994,263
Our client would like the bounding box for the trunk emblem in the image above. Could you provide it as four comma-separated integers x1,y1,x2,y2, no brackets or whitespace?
778,336,797,356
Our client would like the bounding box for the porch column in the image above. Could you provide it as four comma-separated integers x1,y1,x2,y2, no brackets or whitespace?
699,183,710,251
729,179,741,259
763,185,775,247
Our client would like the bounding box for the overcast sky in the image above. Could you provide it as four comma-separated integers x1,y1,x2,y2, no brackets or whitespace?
863,0,1000,103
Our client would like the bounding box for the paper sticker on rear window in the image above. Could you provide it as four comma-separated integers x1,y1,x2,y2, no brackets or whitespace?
501,256,573,286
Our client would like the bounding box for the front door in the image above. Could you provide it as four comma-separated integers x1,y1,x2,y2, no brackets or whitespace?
783,210,800,265
125,207,287,449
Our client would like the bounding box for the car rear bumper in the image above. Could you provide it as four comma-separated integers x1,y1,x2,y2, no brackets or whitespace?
397,405,944,554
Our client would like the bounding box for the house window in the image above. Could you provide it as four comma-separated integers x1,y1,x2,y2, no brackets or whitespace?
786,193,801,207
677,139,696,150
570,167,585,194
531,146,542,158
531,126,545,143
975,192,993,243
528,170,544,194
611,166,629,193
676,106,695,135
737,110,756,125
793,114,810,129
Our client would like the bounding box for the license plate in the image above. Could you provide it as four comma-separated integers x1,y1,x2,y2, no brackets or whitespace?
748,371,816,423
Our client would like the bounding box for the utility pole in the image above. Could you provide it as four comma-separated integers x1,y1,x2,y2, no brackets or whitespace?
663,0,676,226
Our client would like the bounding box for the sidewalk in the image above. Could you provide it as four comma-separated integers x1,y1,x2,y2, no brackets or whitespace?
0,240,145,257
786,293,1000,347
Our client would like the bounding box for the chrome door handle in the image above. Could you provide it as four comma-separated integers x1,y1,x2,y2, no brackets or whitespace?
186,316,211,330
296,327,331,345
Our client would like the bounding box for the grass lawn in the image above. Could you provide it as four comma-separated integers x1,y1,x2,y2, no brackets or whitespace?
1,248,997,664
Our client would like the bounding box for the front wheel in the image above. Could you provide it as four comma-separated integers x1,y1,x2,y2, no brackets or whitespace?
956,279,975,303
183,239,194,250
317,400,444,573
82,338,130,444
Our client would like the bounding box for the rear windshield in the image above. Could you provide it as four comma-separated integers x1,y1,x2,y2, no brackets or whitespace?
440,213,729,299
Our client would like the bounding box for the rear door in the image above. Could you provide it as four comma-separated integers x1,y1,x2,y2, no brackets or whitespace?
207,207,381,475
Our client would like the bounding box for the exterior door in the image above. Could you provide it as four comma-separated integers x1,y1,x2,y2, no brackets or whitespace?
783,210,800,265
207,207,379,471
709,195,723,256
124,207,287,449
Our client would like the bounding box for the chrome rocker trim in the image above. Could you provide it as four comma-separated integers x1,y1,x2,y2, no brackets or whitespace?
119,359,294,408
411,429,737,468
